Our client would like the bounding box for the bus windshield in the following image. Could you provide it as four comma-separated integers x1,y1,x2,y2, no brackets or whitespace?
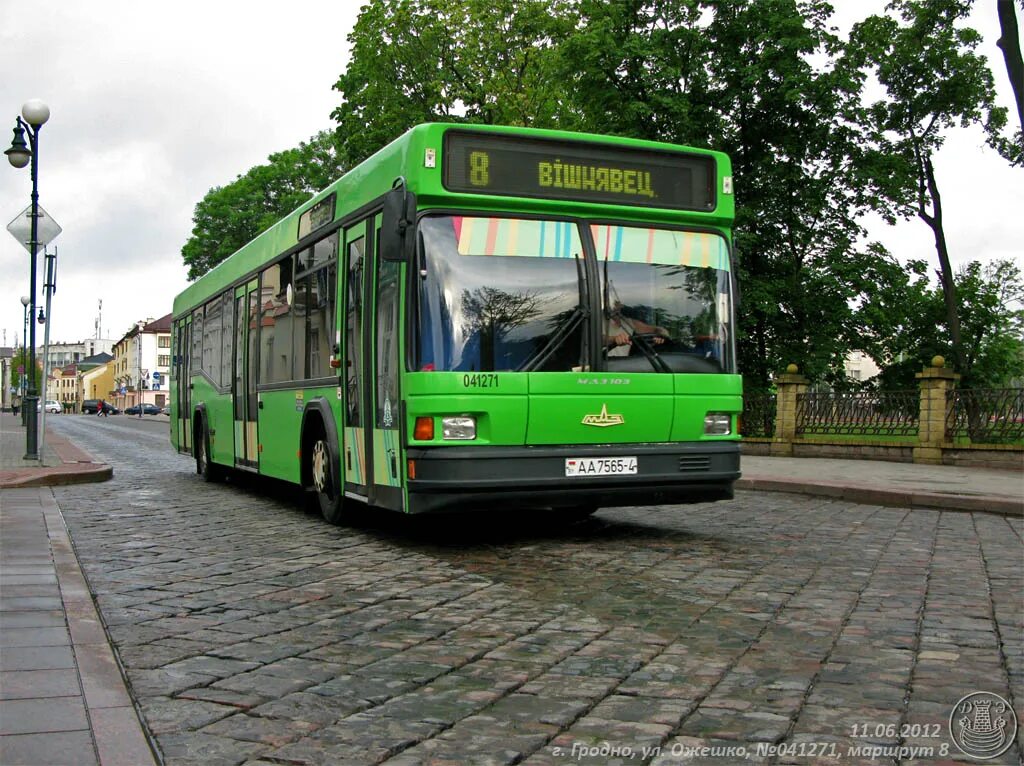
594,224,734,374
417,216,587,372
415,215,733,373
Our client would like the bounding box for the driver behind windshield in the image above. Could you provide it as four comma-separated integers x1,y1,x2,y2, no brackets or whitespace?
603,300,671,356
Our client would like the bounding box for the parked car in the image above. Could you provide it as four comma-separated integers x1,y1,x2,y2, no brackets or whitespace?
40,399,62,414
83,400,119,415
125,403,163,415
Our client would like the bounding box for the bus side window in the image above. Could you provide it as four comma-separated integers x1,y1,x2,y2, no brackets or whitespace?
259,256,295,383
203,296,222,385
191,307,204,377
306,235,337,379
220,292,233,389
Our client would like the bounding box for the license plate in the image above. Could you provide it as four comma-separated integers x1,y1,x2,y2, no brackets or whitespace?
565,456,638,477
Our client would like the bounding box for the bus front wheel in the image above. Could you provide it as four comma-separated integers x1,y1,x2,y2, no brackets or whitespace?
310,435,345,524
195,421,223,483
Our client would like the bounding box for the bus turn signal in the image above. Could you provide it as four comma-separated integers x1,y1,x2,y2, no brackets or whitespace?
414,417,434,440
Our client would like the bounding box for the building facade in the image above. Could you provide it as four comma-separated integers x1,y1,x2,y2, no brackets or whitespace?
1,346,13,412
43,339,115,369
111,314,172,411
43,352,115,412
81,363,116,409
48,364,77,411
845,351,882,383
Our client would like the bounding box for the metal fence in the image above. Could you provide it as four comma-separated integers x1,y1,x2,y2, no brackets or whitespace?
795,390,919,437
741,392,776,437
947,388,1024,444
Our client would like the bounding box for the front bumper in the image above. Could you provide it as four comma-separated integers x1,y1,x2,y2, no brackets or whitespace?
405,442,740,514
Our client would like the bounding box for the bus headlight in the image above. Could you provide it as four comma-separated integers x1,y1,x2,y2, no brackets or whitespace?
704,413,732,435
442,416,476,440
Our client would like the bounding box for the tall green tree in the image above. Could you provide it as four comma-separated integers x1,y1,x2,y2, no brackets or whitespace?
996,0,1024,133
561,0,885,389
556,0,715,142
7,348,41,399
953,259,1024,387
863,259,1024,389
707,0,879,389
181,131,344,280
849,0,1013,376
332,0,574,166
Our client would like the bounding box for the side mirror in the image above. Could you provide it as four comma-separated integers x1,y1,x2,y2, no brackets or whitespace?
381,186,417,262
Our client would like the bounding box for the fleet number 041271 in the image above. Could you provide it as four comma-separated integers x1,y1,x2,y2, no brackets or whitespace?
462,373,498,388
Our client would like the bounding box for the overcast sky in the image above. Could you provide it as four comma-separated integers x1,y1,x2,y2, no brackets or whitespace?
1,1,1021,351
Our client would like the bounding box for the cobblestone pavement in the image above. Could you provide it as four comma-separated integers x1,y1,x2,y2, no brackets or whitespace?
46,417,1023,765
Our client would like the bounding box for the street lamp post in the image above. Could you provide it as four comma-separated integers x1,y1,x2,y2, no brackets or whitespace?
138,334,143,418
5,99,49,459
38,245,58,463
19,295,29,425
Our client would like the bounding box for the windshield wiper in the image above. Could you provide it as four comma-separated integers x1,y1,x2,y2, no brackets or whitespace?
518,305,586,372
520,252,588,372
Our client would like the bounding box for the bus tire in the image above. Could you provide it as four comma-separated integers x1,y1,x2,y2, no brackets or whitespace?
310,433,345,524
195,420,223,483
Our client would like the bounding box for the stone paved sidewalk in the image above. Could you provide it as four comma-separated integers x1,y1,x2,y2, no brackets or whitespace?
0,487,155,766
0,412,111,488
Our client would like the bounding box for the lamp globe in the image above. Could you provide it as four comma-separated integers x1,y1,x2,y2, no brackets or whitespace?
21,99,50,127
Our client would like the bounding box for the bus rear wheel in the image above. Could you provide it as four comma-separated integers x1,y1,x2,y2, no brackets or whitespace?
310,435,345,524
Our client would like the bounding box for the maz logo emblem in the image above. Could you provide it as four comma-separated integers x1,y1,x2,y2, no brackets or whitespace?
582,404,625,427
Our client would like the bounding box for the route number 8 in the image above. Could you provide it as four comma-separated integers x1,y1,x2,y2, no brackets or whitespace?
469,151,490,187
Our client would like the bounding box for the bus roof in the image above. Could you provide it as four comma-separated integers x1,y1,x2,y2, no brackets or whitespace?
174,123,733,317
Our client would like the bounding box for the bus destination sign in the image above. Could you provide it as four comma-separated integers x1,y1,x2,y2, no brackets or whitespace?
444,132,715,210
298,193,336,240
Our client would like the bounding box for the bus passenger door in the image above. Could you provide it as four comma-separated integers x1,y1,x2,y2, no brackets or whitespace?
342,222,370,496
233,280,260,469
371,215,404,510
342,215,404,510
175,317,191,454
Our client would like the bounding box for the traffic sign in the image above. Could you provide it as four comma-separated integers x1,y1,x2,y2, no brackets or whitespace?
7,204,62,252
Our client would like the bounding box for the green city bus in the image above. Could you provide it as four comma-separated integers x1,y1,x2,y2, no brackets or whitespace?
170,123,741,521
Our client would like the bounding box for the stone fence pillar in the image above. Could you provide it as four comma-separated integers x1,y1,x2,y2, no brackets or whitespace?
771,364,808,457
914,355,959,465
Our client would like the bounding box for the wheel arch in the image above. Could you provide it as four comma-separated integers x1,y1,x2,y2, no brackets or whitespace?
300,397,341,490
192,402,208,457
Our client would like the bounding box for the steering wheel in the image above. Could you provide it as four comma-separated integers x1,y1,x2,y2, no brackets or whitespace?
632,332,671,346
